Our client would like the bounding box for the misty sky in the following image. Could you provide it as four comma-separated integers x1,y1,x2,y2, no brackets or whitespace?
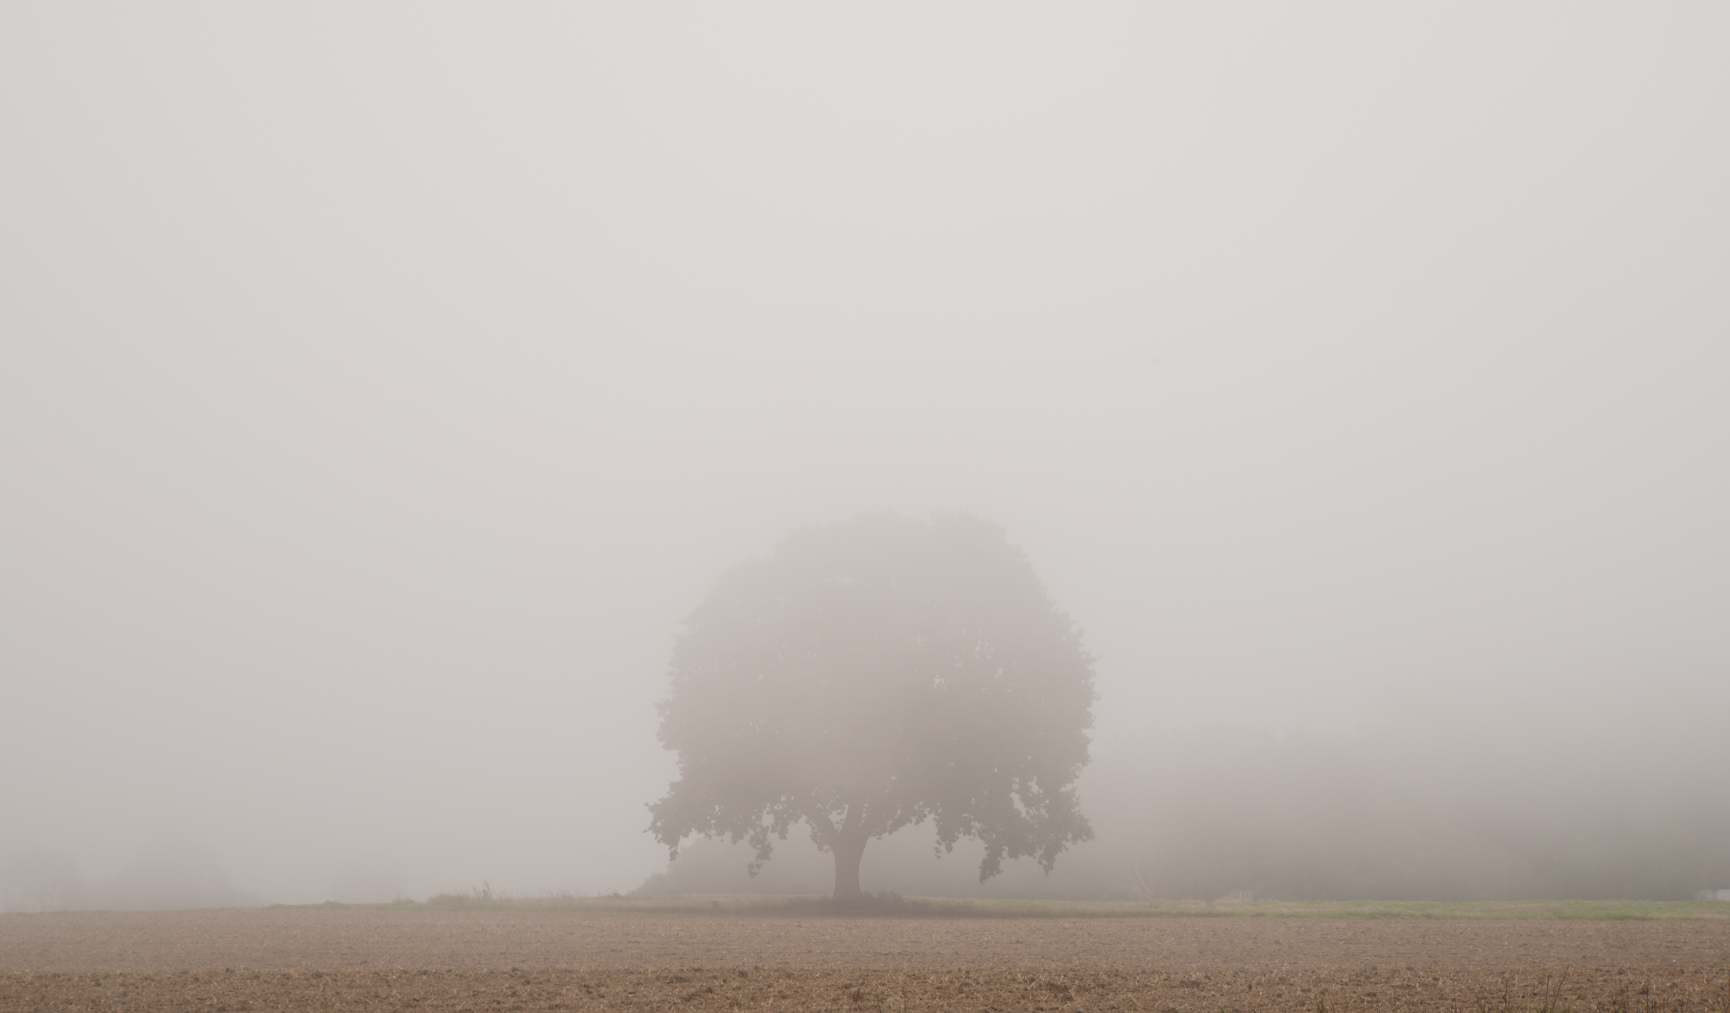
3,6,1726,905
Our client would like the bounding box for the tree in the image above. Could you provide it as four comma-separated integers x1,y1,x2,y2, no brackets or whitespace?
648,512,1096,900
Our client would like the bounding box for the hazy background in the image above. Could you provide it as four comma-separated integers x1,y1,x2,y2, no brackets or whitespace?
3,5,1726,910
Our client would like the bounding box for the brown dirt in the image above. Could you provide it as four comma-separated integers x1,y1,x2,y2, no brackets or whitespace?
2,909,1727,1011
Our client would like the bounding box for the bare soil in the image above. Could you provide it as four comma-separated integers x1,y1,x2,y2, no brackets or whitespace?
3,909,1727,1011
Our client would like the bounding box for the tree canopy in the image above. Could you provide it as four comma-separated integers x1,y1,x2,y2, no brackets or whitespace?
648,513,1096,899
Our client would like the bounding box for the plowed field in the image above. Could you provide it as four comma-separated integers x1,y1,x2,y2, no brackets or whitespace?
3,909,1727,1012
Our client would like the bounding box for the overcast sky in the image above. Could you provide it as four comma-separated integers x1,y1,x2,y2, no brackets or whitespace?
3,5,1726,905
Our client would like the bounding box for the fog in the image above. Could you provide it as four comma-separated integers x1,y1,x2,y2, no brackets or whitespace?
3,6,1726,911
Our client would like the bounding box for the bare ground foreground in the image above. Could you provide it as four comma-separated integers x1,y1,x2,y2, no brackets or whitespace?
2,909,1727,1012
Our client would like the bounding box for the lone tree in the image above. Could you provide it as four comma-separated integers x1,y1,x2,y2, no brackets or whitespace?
648,513,1096,900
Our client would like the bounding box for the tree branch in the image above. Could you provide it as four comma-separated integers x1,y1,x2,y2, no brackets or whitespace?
801,805,839,851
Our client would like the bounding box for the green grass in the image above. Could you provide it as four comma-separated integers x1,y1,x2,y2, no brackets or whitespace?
269,894,1730,920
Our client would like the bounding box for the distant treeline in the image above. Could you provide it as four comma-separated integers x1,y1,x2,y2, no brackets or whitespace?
638,719,1730,902
0,846,262,913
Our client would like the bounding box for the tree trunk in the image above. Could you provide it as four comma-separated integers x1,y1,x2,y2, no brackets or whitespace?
832,831,867,900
